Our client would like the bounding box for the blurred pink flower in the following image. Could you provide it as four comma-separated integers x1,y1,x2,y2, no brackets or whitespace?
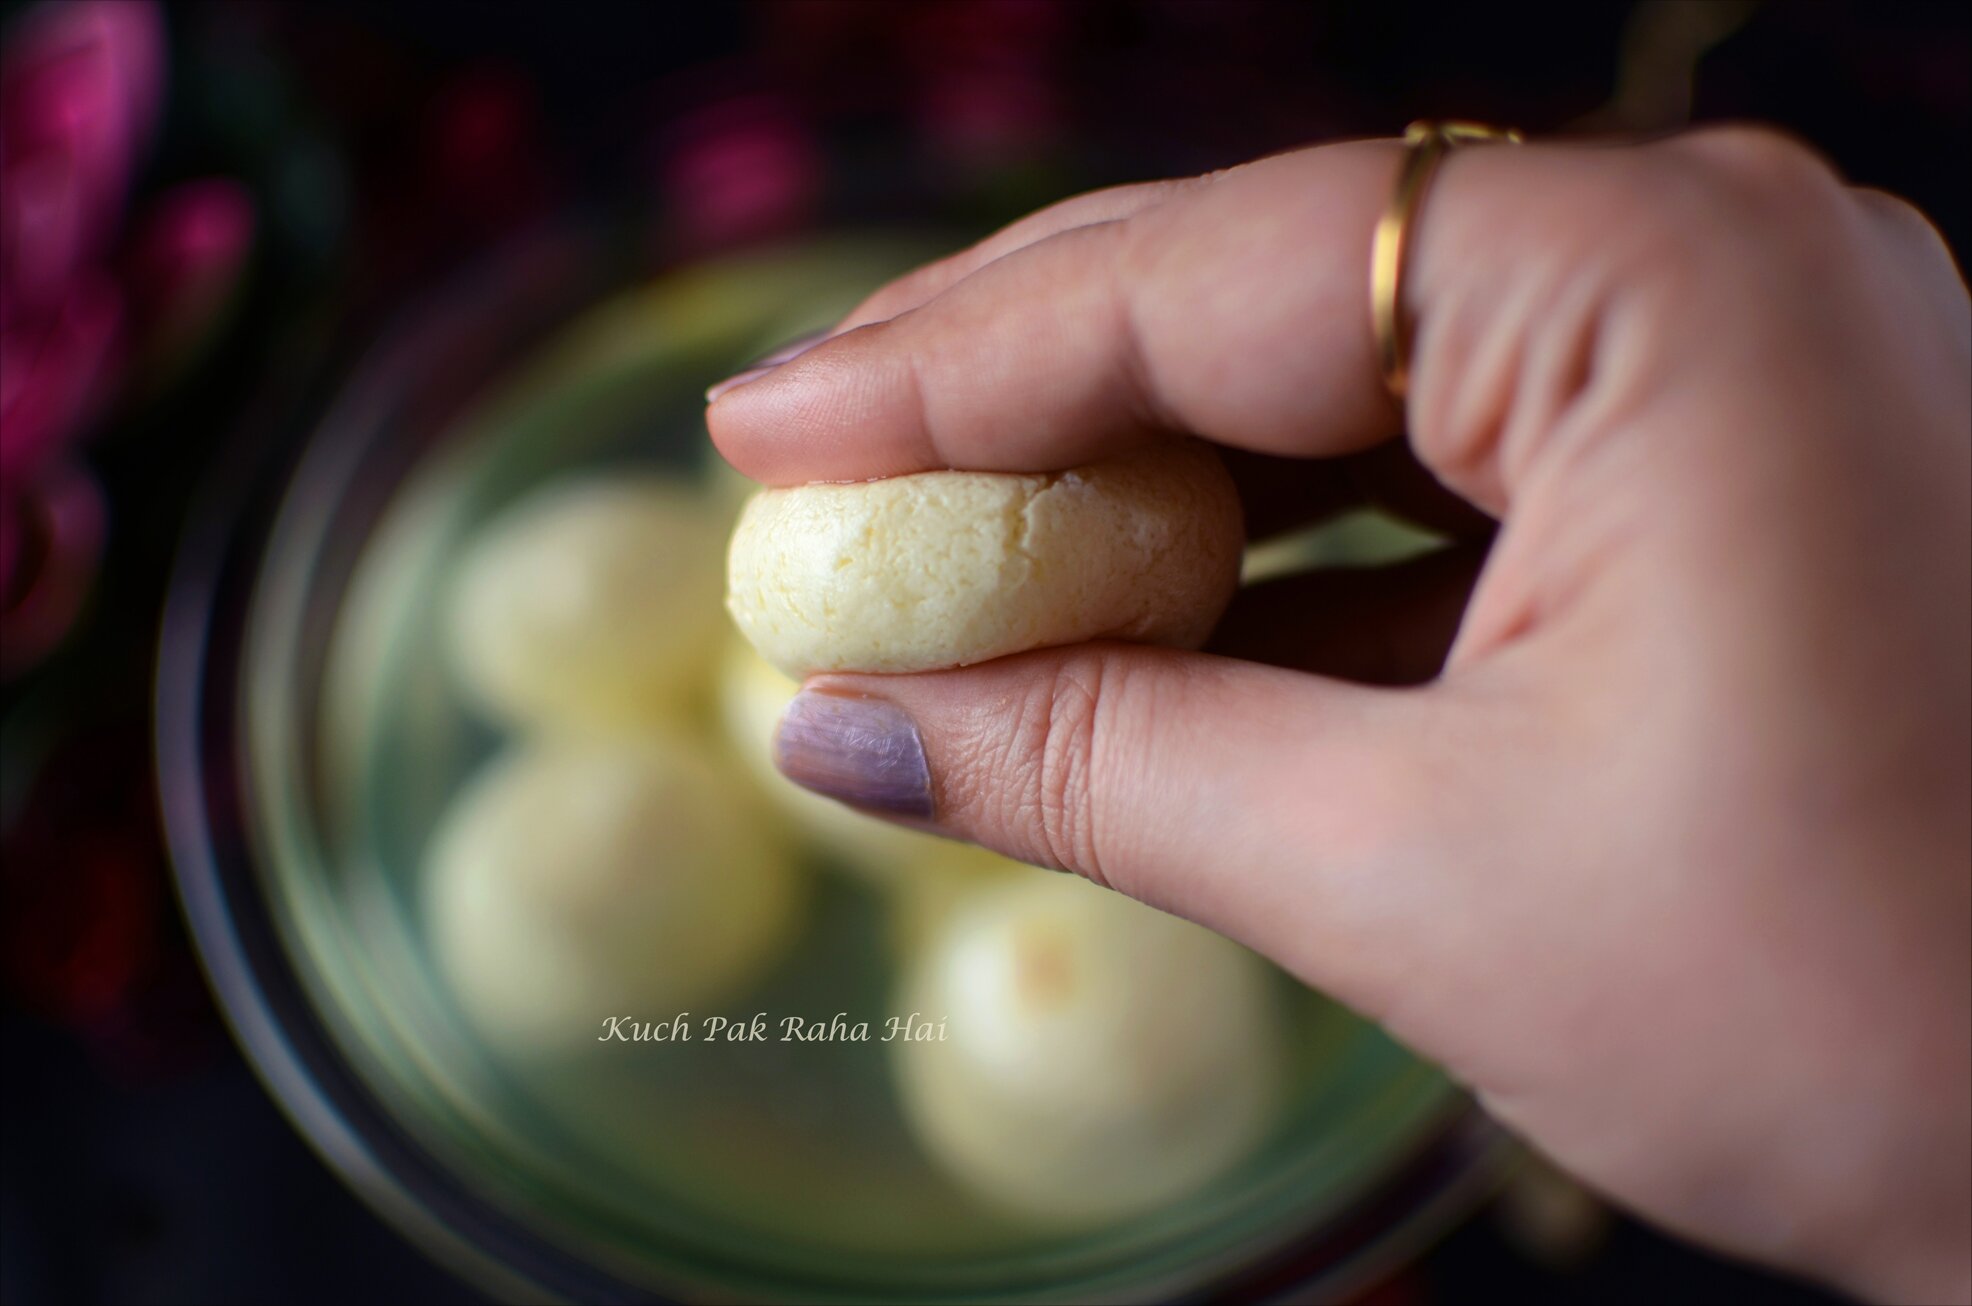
422,65,551,236
0,459,105,678
0,268,120,486
902,1,1067,167
0,0,163,323
918,66,1062,165
1,1,251,678
904,0,1069,71
662,95,821,251
122,177,255,385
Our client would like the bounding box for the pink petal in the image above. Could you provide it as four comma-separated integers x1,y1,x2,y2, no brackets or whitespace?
907,0,1070,68
123,178,253,366
919,68,1062,162
0,493,20,603
0,461,105,679
0,272,122,485
0,0,166,276
0,149,84,321
420,66,551,235
662,97,820,248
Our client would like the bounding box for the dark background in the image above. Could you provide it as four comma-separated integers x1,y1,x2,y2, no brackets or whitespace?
3,2,1966,1302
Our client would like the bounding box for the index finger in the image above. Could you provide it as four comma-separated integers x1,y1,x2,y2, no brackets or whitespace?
707,139,1408,486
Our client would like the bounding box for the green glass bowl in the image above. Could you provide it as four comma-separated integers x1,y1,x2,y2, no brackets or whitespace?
164,229,1506,1303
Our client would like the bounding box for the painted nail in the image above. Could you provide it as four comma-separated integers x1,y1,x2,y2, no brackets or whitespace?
704,365,776,404
703,329,830,403
775,690,933,819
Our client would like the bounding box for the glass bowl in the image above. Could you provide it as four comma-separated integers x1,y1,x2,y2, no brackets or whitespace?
158,226,1508,1303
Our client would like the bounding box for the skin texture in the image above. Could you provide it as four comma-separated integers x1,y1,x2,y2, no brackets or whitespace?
707,128,1972,1302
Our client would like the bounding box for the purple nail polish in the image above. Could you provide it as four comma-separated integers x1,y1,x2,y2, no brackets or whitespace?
705,365,776,404
775,690,933,819
704,330,833,404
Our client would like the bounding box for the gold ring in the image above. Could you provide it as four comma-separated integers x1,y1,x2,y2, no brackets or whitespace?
1372,120,1524,402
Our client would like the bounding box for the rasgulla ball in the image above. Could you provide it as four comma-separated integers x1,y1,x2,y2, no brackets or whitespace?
726,440,1242,677
893,873,1283,1226
883,844,1035,961
448,477,724,732
716,639,957,884
425,735,802,1054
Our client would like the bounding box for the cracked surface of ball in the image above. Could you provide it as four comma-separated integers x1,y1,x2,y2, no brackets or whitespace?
726,440,1242,677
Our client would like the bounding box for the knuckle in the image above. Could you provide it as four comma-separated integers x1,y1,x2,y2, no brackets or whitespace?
1674,123,1844,199
850,261,949,324
1574,126,1859,302
1853,186,1928,230
1853,186,1932,227
1000,654,1112,884
1853,186,1957,258
1660,125,1852,244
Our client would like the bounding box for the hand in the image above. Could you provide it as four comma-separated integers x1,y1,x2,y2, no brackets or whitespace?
708,127,1971,1301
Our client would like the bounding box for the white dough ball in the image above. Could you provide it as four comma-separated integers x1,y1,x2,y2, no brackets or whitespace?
726,440,1243,677
893,874,1283,1225
883,843,1035,960
425,735,802,1054
448,477,725,732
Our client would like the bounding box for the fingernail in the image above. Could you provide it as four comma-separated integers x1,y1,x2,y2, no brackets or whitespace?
704,329,830,404
775,690,933,819
705,366,775,404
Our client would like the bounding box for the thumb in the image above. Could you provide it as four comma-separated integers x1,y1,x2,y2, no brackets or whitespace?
775,642,1487,1009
